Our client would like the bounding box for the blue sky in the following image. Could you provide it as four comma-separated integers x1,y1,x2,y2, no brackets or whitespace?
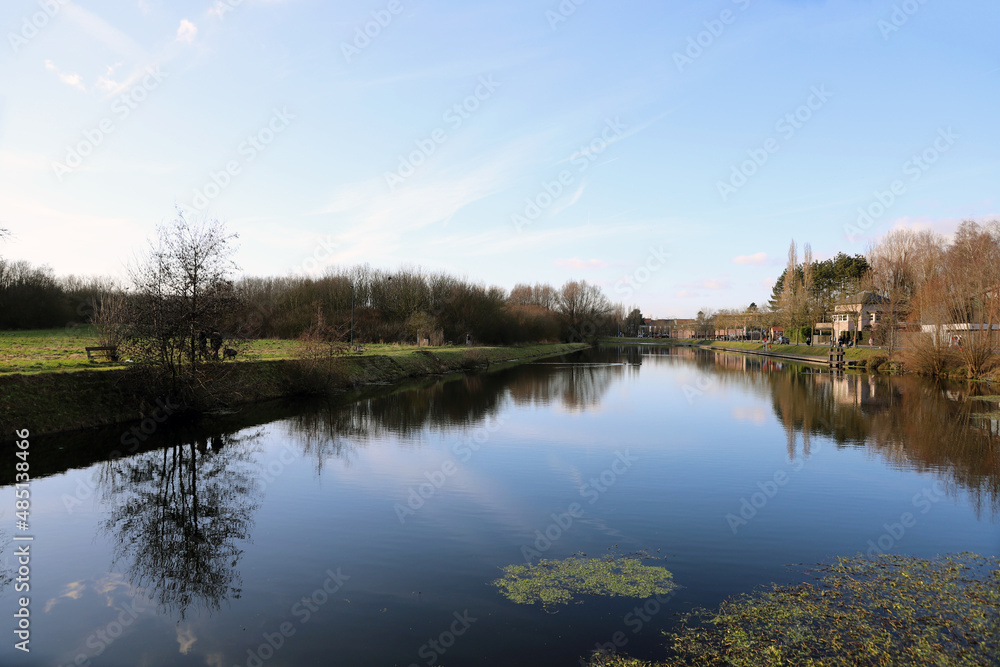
1,0,997,318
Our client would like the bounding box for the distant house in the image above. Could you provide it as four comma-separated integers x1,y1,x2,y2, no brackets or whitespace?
920,321,1000,345
638,318,672,337
633,318,701,338
830,291,889,341
672,319,698,338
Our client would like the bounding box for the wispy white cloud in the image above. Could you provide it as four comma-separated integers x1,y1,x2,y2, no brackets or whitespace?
96,62,125,92
44,60,86,91
733,252,767,265
547,182,586,218
885,215,985,241
423,221,658,259
311,136,550,265
208,1,230,19
58,2,172,100
558,107,680,166
176,19,198,43
63,3,148,60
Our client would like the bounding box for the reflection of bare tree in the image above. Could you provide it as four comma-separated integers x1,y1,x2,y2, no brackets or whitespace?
864,380,1000,518
285,373,510,471
506,360,624,411
284,350,627,471
97,430,263,619
696,348,1000,516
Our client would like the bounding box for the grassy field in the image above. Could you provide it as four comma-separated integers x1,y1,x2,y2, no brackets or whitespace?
0,327,584,376
0,326,306,374
0,331,588,437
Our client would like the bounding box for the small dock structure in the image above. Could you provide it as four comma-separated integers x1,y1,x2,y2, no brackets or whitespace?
828,347,857,370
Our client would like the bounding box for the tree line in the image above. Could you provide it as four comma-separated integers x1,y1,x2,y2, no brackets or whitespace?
864,220,1000,377
706,249,871,342
0,214,631,373
704,219,1000,377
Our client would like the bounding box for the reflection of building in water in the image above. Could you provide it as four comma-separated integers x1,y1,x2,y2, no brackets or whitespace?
683,346,998,516
711,352,751,373
824,373,889,415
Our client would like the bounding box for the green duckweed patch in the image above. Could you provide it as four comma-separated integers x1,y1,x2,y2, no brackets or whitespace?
650,553,1000,667
493,554,677,607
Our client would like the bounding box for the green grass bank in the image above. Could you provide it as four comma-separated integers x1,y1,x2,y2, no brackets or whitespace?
0,339,588,438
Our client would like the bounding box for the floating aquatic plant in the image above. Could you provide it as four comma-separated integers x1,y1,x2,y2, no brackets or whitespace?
493,553,677,607
648,552,1000,667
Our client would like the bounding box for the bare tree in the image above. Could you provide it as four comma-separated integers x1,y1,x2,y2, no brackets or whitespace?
91,289,127,356
509,282,558,310
866,221,1000,376
116,210,241,381
557,280,612,339
866,229,918,359
943,220,1000,377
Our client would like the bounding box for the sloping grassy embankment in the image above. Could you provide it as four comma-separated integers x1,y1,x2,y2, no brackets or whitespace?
0,331,587,438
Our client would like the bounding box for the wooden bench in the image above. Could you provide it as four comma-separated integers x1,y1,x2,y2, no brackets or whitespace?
85,346,118,362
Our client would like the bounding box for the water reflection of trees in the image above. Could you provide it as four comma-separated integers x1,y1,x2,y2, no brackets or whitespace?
285,356,627,468
97,429,263,618
697,349,1000,516
285,373,510,469
505,361,625,411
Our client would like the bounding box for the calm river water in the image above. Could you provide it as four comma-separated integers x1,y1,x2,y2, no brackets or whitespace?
1,345,998,666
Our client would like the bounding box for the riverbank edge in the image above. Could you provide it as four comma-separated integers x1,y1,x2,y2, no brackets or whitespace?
0,342,589,439
600,337,881,366
602,337,1000,384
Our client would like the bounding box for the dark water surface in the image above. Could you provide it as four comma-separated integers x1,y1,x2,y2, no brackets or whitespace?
1,345,998,666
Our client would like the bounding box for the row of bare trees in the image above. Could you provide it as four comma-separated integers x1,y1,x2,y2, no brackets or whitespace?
0,226,125,330
707,220,1000,377
74,212,627,386
235,273,620,346
868,221,1000,377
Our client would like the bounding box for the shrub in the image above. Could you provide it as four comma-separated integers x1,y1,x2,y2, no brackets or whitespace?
460,348,488,369
901,335,960,376
866,353,889,371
